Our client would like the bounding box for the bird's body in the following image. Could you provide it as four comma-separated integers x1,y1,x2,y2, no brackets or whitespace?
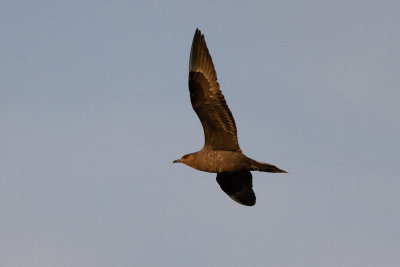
177,150,250,173
178,149,284,174
174,29,286,206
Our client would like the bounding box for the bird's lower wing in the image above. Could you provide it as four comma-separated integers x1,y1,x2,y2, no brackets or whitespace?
216,171,256,206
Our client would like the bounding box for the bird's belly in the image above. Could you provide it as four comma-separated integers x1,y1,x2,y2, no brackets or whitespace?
194,150,248,173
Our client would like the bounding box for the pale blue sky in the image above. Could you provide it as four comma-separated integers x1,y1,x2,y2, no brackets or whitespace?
1,1,400,266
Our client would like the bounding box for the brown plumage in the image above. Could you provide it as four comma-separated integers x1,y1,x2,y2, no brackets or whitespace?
173,29,286,206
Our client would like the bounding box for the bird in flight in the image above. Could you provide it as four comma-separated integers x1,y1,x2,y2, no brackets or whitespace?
173,29,286,206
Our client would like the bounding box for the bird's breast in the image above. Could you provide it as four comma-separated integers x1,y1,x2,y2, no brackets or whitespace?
192,150,249,173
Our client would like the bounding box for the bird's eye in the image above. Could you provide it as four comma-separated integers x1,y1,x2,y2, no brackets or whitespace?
182,154,189,159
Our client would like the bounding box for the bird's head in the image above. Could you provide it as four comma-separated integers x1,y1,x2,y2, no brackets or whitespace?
173,153,194,164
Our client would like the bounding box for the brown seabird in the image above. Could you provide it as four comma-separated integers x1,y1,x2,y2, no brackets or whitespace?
173,29,287,206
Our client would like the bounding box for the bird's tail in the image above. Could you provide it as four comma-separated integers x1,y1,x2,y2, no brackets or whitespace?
250,159,287,173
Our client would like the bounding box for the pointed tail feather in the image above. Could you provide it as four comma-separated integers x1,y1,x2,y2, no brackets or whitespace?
250,160,287,173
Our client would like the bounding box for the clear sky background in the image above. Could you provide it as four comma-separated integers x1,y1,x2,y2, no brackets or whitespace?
1,1,399,266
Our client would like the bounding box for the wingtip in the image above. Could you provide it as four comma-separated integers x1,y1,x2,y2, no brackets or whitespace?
194,28,202,39
229,195,256,206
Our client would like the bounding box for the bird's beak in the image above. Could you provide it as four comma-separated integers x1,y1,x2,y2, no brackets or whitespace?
173,159,181,163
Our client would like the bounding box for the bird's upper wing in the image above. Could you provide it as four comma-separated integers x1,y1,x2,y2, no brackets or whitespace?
188,29,241,152
216,171,256,206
